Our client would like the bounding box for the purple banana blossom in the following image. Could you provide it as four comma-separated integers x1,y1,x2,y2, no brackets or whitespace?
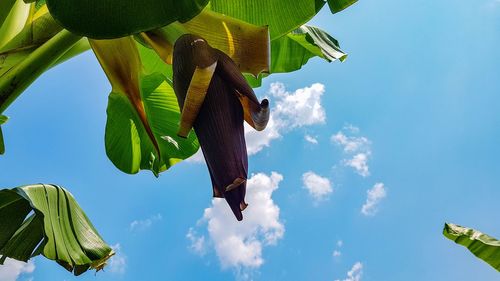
172,34,269,221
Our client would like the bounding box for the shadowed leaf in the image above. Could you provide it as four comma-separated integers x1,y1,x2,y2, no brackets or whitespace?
45,0,209,38
0,184,113,275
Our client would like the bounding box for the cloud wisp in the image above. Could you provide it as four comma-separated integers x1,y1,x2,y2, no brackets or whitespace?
108,244,126,274
129,213,162,232
0,259,35,281
302,171,333,203
331,126,372,177
361,183,387,216
304,135,319,144
335,262,363,281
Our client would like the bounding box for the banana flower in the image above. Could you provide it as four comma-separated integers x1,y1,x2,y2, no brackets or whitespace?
172,34,269,221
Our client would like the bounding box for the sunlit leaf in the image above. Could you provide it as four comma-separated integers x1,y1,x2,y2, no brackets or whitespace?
0,184,114,275
0,0,17,29
210,0,325,39
0,0,30,48
45,0,209,38
271,25,346,73
91,38,199,176
142,9,270,76
443,222,500,271
326,0,358,13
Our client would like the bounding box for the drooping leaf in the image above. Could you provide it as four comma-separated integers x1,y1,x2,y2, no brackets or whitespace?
443,222,500,271
210,0,325,39
142,9,270,76
0,184,114,275
45,0,209,39
271,25,346,73
326,0,358,13
91,38,199,176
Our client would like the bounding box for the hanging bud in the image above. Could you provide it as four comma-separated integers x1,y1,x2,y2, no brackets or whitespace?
172,34,269,221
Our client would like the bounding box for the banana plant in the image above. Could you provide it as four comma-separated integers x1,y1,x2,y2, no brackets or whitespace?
0,0,354,170
0,0,358,272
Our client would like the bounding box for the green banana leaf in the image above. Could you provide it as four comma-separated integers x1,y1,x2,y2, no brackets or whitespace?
0,0,17,29
443,222,500,271
0,184,114,275
246,25,346,87
45,0,208,39
0,0,30,48
271,25,346,73
91,38,199,176
210,0,325,40
0,115,7,154
327,0,358,13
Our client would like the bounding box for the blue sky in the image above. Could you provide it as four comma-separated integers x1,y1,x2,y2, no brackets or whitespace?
1,0,500,280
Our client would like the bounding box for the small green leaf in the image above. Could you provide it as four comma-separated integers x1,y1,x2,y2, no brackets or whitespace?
326,0,358,13
45,0,209,38
443,222,500,271
0,115,7,124
0,184,113,275
0,115,7,155
0,126,4,155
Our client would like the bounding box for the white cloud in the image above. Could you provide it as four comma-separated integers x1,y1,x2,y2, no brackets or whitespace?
244,116,281,155
361,183,387,216
0,259,35,281
186,82,327,161
186,228,207,255
188,172,285,271
335,262,363,281
332,240,343,257
302,171,332,202
331,132,370,153
304,135,318,144
344,153,370,177
108,244,126,274
246,82,326,155
129,213,162,232
271,82,326,128
331,126,372,177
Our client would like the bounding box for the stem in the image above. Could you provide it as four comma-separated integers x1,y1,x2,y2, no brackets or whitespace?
0,29,81,113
